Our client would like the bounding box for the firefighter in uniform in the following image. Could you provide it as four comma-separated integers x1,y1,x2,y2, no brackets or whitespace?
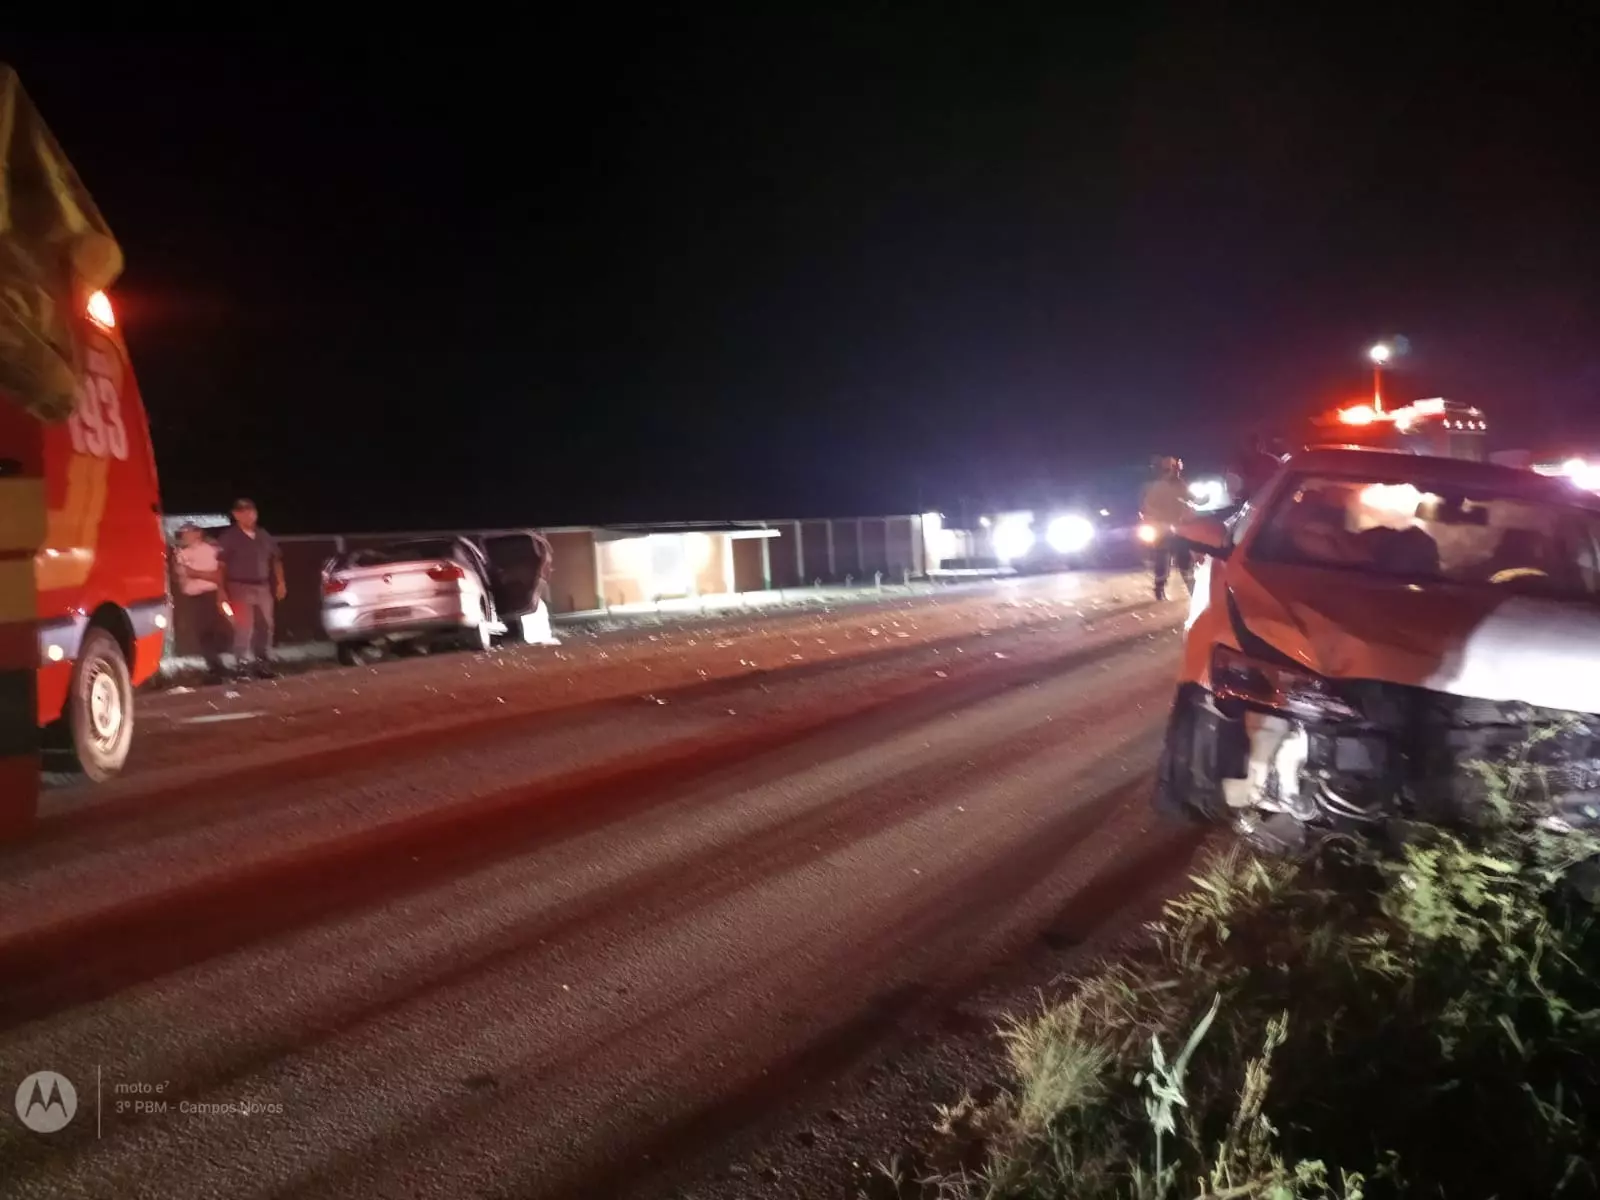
1140,455,1196,601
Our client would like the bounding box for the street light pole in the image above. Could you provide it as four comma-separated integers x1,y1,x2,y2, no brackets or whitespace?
1369,342,1392,413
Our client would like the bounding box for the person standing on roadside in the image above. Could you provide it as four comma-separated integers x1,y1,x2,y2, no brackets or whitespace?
1140,456,1196,601
217,498,285,678
173,522,229,682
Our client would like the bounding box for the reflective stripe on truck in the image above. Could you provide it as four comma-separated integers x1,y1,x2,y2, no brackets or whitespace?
0,583,41,833
0,426,43,836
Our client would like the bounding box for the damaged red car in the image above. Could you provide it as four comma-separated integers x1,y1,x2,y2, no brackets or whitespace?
1155,447,1600,848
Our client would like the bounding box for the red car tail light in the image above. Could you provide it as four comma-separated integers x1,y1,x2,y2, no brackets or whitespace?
322,577,349,596
427,563,465,583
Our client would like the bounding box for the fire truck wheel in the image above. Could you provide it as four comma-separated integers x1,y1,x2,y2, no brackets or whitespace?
66,627,134,782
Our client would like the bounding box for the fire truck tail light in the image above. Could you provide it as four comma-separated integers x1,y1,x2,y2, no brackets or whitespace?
87,290,115,329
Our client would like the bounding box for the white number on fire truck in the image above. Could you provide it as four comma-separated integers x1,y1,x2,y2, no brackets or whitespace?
67,373,128,461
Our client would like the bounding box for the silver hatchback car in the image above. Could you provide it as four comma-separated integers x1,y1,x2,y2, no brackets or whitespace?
320,533,547,665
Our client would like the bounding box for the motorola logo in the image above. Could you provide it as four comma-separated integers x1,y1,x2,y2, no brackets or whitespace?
14,1070,78,1133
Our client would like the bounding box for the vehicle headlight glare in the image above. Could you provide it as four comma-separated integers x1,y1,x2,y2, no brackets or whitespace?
1046,514,1095,554
993,517,1035,563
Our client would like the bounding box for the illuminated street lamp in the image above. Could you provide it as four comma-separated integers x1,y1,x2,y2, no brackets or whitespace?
1369,342,1392,412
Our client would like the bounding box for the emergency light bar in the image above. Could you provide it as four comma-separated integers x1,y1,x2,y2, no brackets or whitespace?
1336,399,1486,431
1315,397,1488,463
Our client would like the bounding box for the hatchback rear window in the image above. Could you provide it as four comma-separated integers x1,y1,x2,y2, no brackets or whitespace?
344,539,463,568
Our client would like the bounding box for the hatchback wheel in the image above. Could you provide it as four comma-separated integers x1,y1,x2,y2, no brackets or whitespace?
336,641,371,667
496,611,526,647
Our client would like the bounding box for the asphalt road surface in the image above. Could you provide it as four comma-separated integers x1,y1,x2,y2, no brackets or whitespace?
0,571,1203,1199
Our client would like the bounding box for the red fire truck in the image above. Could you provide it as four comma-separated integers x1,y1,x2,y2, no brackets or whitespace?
1,66,169,834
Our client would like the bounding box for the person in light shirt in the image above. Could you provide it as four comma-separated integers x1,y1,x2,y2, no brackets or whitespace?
174,522,229,682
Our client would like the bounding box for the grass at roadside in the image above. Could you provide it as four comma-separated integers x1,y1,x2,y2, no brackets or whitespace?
881,755,1600,1199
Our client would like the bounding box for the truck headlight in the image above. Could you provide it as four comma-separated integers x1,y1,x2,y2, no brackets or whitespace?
1046,514,1095,554
1210,645,1360,723
993,516,1035,563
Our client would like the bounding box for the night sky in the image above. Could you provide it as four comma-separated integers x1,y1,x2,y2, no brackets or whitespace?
10,14,1600,533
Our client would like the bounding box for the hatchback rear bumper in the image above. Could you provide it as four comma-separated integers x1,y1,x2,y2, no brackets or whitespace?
321,594,475,641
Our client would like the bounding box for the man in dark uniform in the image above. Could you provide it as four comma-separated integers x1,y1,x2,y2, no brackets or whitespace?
216,498,285,678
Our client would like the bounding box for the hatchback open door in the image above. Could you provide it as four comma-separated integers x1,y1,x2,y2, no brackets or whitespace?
480,532,558,645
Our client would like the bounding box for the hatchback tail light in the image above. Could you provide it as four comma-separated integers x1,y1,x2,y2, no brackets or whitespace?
323,577,349,596
427,563,465,583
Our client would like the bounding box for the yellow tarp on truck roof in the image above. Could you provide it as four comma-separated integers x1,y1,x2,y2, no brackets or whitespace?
0,63,123,421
